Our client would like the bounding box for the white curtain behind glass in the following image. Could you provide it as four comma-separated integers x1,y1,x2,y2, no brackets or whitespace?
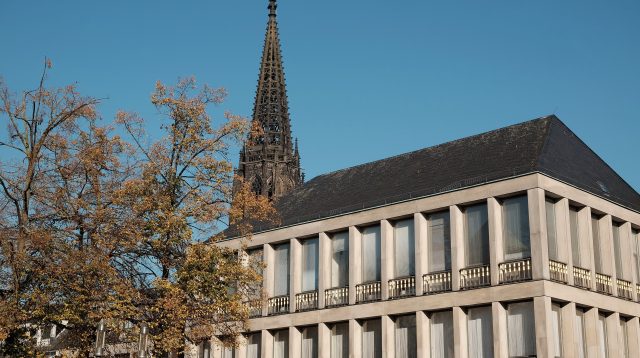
223,346,235,358
428,212,451,272
464,204,489,266
507,302,536,357
273,330,289,358
199,341,211,358
430,311,453,358
546,199,559,261
551,304,562,358
330,323,348,358
395,315,417,358
302,239,319,292
301,326,318,358
362,319,382,358
612,224,624,279
570,207,582,266
597,314,608,358
331,232,349,288
394,219,415,278
620,318,630,358
467,306,493,358
246,333,261,358
503,196,531,260
592,216,603,273
273,244,290,296
362,226,381,282
575,309,587,358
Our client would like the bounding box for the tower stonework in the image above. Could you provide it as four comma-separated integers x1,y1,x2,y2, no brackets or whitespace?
237,0,303,199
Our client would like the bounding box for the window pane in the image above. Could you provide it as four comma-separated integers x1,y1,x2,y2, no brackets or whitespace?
246,333,261,358
199,341,211,358
302,238,319,292
331,232,349,288
507,302,536,357
273,330,289,358
430,311,454,358
273,244,290,296
592,216,603,272
428,211,451,272
395,315,417,358
503,196,531,260
467,306,493,358
362,226,381,282
301,326,318,358
394,219,415,277
575,308,587,358
570,207,581,266
620,318,630,358
223,346,235,358
551,304,562,358
597,314,608,358
362,319,382,358
612,223,623,279
546,199,558,261
464,203,489,266
330,322,348,358
248,249,264,299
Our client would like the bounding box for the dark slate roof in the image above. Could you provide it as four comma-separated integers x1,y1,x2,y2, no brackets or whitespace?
245,115,640,234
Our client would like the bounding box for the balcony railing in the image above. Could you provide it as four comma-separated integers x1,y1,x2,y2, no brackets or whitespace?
295,291,318,311
325,287,349,308
356,281,381,303
246,300,263,318
573,266,591,289
549,260,568,283
499,258,532,284
423,271,452,294
460,265,491,290
267,295,290,315
388,276,415,299
617,279,633,300
595,273,613,295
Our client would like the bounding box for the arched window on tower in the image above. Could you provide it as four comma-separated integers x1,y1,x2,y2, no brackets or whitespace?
251,177,263,196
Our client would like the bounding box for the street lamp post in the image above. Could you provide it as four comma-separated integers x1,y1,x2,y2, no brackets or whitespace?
137,323,149,358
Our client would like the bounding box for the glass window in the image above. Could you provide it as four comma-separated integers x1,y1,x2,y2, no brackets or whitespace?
591,216,603,273
273,329,289,358
246,333,261,358
330,322,348,358
546,199,559,261
575,308,587,358
507,302,536,358
430,311,454,358
362,226,381,282
362,319,382,358
394,219,415,278
302,238,319,292
612,223,623,279
597,313,608,358
248,248,264,299
223,345,235,358
467,306,493,358
620,317,630,358
428,211,451,272
198,341,211,358
395,315,417,358
551,304,562,358
273,243,290,296
570,207,582,266
502,196,531,260
301,326,318,358
464,203,489,266
331,232,349,288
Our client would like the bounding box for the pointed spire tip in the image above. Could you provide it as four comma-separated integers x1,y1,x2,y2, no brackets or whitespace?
268,0,277,17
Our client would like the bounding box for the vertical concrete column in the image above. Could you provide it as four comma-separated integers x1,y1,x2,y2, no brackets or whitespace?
533,296,555,358
453,306,468,358
605,312,621,358
450,206,464,291
236,335,248,358
415,213,428,296
290,238,302,314
349,319,362,358
348,226,362,305
492,302,508,358
381,220,394,301
622,222,638,300
261,330,273,358
488,198,504,286
627,317,640,358
556,198,574,285
289,326,301,358
318,232,331,308
584,308,599,358
416,311,430,357
600,215,618,295
529,188,550,280
263,244,275,316
381,315,395,358
561,303,577,358
318,323,330,358
579,207,597,290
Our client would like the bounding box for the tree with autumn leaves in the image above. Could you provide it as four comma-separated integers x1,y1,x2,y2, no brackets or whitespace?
0,61,275,356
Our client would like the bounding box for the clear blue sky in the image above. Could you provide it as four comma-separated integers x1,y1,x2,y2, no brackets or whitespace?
1,0,639,191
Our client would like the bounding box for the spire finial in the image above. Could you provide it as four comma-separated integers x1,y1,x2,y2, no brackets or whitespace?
268,0,277,17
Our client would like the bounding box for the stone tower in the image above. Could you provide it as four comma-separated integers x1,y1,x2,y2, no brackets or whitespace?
236,0,303,199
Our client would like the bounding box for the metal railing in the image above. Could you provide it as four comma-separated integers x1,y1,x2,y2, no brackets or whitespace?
549,260,568,283
573,266,591,289
595,273,613,295
388,276,415,299
246,300,263,318
460,265,491,289
499,258,532,283
267,295,290,315
325,287,349,308
423,271,452,294
295,291,318,311
356,281,381,303
617,279,633,300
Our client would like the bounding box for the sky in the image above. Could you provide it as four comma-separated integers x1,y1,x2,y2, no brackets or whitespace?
1,0,639,191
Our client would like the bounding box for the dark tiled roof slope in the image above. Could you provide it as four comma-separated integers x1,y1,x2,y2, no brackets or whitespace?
246,115,640,233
